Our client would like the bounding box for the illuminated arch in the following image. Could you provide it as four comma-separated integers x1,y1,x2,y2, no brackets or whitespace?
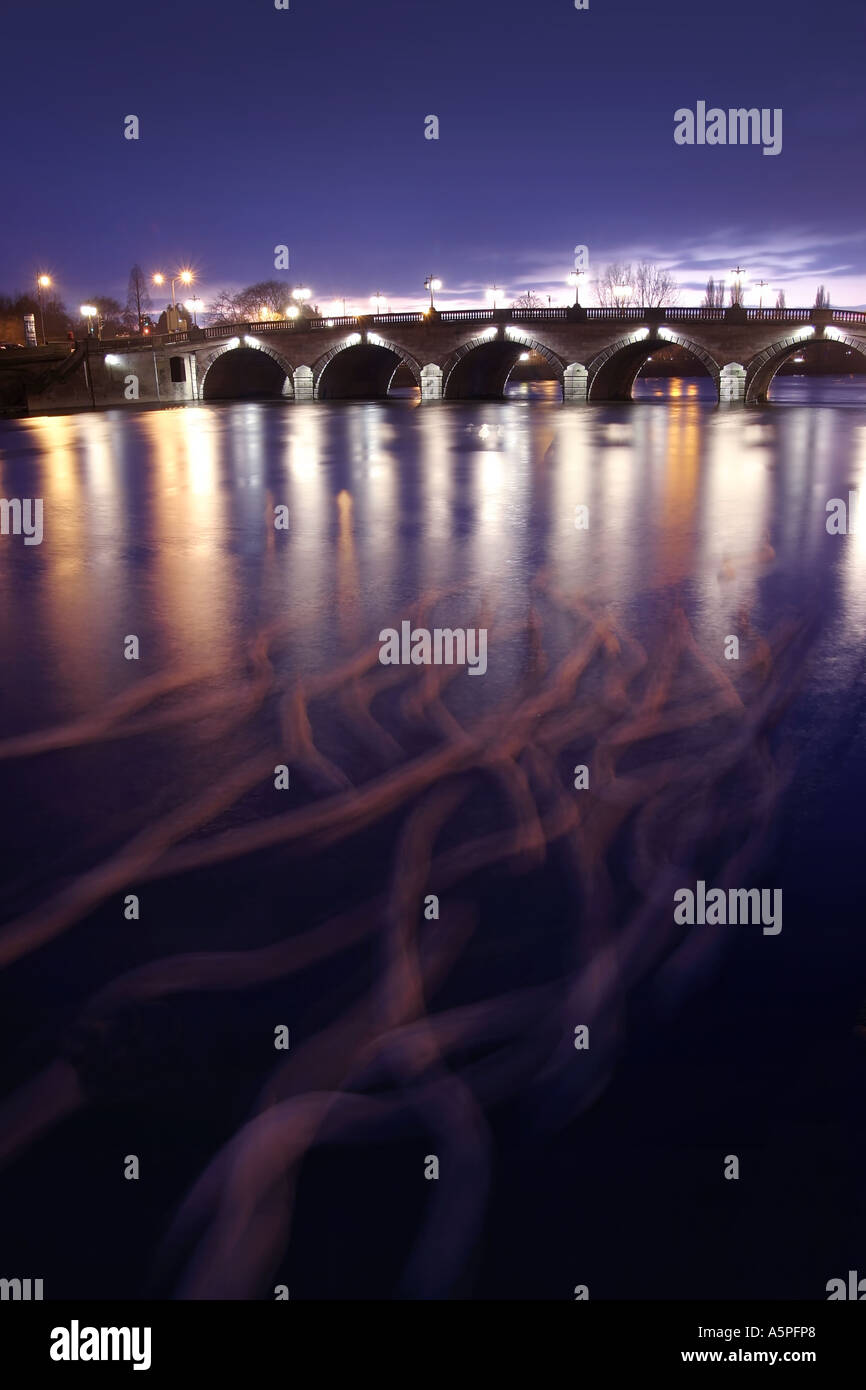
198,338,294,399
312,334,423,399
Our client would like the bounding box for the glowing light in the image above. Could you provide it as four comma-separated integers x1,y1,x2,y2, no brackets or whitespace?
152,273,165,286
104,354,119,365
38,274,51,288
293,287,311,301
519,352,530,361
80,305,97,317
285,305,299,319
482,326,498,338
345,333,362,345
180,270,193,286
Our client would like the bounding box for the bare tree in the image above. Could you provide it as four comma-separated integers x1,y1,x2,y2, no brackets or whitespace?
207,289,243,324
633,262,679,306
814,284,830,308
593,263,635,308
124,265,152,334
511,291,544,310
775,289,786,309
703,275,725,308
729,276,746,307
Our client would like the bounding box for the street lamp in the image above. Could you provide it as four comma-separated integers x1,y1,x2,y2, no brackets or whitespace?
424,275,442,311
486,285,500,309
80,305,98,338
153,269,194,308
36,274,52,344
729,265,748,307
370,290,386,315
567,268,584,307
613,284,633,311
331,297,347,317
185,297,203,327
755,279,771,310
285,305,300,320
293,286,311,303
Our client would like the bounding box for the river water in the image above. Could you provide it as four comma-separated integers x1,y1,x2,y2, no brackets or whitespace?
0,379,864,1299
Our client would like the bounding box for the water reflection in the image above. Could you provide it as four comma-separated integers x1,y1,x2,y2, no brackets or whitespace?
1,385,865,1300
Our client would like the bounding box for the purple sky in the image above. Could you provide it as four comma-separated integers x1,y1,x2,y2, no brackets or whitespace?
3,0,865,313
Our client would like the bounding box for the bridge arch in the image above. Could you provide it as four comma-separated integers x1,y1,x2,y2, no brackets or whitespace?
199,339,294,401
587,329,721,402
745,329,864,402
443,330,564,400
313,334,422,400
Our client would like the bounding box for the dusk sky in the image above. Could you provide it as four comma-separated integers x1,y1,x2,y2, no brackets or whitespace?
3,0,865,311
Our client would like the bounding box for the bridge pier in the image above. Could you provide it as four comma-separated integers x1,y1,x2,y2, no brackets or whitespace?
293,366,314,401
564,363,588,402
420,364,443,401
719,363,746,404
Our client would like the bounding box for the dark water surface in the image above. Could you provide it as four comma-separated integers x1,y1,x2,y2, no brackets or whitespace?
0,380,864,1299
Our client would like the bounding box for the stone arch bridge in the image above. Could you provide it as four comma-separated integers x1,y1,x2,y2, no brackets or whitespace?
6,305,866,414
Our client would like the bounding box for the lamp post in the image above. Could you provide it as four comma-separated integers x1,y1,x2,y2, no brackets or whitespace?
568,269,584,307
36,274,52,344
370,290,386,316
424,275,442,311
80,305,98,339
153,270,194,330
729,265,748,307
186,297,203,328
486,284,501,310
755,279,771,310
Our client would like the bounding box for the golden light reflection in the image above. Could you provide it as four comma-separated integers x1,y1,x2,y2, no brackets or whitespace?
335,487,361,646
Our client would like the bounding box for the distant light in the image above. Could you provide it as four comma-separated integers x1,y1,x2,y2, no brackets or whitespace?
228,337,241,348
431,278,442,291
80,304,97,316
519,352,530,361
346,333,362,345
285,305,299,319
38,274,51,288
244,335,259,347
105,354,119,365
152,273,165,286
180,270,193,285
326,319,334,327
482,326,498,337
293,287,311,301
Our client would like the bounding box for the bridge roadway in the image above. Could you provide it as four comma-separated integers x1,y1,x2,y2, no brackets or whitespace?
2,305,865,413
